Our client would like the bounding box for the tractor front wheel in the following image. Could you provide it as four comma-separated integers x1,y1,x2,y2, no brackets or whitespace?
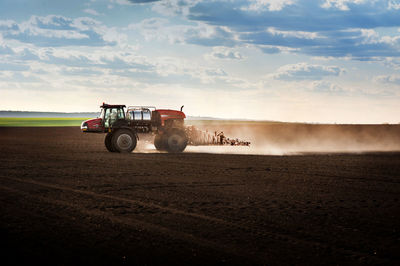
111,129,137,153
105,132,116,152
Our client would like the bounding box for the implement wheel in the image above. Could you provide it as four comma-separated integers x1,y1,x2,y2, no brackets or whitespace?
165,129,188,153
111,129,137,153
105,132,116,152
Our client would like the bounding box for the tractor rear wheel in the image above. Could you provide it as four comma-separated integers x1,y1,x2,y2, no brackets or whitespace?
154,134,166,151
165,129,188,153
105,132,116,152
111,129,137,153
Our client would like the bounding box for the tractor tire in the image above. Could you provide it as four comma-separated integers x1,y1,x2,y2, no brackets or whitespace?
105,132,116,152
154,134,166,151
165,129,188,153
111,129,137,153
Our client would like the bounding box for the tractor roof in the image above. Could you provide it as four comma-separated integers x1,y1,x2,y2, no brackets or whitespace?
100,103,126,108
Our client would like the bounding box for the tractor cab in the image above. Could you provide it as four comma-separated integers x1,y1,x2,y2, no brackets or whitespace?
81,103,126,133
100,104,126,129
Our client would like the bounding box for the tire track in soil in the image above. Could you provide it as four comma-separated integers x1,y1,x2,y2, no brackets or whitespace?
0,184,264,265
284,170,400,185
2,176,388,264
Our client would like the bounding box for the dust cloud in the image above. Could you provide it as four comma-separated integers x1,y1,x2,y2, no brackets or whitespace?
136,122,400,155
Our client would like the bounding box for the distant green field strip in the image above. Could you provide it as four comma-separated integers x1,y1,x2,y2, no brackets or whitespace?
0,118,88,127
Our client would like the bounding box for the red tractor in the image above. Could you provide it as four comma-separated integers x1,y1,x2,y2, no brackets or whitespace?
81,103,188,153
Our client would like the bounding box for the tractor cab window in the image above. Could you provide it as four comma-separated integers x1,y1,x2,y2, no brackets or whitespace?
103,109,110,121
117,108,125,119
99,109,104,119
104,107,124,128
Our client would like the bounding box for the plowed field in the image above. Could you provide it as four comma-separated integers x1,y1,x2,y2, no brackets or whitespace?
0,127,399,265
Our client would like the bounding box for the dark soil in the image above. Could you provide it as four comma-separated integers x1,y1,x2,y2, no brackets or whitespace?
0,127,399,265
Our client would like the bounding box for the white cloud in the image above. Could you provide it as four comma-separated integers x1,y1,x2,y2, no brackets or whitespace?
130,18,177,42
245,0,295,11
321,0,366,11
258,44,297,54
388,0,400,9
270,63,346,81
208,47,243,60
83,9,101,16
11,45,237,88
266,27,321,40
311,80,345,92
0,15,120,47
0,20,19,31
205,68,227,76
358,28,400,46
359,29,380,43
109,0,131,5
183,1,400,59
374,74,400,85
111,0,162,5
382,57,400,70
152,0,199,16
0,43,14,55
130,18,237,47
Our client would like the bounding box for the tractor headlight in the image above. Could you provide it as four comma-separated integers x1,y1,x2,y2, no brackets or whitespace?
81,122,88,131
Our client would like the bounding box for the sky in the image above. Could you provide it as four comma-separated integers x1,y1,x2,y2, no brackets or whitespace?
0,0,400,123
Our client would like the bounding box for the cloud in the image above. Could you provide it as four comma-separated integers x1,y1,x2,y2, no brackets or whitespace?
271,63,345,81
300,29,400,58
0,20,20,31
240,27,321,49
111,0,160,4
152,0,198,16
2,45,231,88
374,74,400,85
127,0,160,3
187,1,400,32
1,72,42,83
311,80,345,92
43,50,95,67
244,0,295,12
130,18,178,42
38,48,153,72
388,0,400,9
83,9,101,16
0,44,14,55
0,62,30,71
205,68,227,76
209,47,243,60
321,0,366,11
99,55,153,71
382,57,400,70
60,67,104,76
0,15,116,47
15,48,40,60
132,18,237,46
259,45,284,54
153,0,400,59
184,25,237,47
